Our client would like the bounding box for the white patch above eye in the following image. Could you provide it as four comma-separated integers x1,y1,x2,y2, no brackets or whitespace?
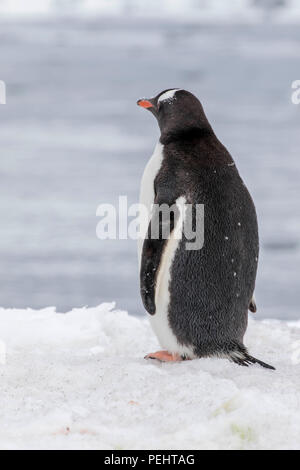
157,89,180,104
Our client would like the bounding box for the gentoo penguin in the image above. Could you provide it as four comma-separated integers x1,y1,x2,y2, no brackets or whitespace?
137,88,274,369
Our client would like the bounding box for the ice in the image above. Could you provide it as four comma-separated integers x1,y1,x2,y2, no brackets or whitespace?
0,303,299,449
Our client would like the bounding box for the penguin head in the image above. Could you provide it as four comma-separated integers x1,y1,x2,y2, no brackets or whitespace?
137,89,212,142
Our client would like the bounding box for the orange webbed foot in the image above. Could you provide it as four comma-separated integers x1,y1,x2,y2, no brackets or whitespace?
144,350,184,362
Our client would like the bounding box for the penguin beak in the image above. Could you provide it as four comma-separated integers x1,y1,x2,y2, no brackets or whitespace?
137,99,153,109
136,98,158,114
137,98,157,117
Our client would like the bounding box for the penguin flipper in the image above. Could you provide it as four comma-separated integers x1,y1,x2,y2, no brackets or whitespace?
140,201,176,315
249,295,257,313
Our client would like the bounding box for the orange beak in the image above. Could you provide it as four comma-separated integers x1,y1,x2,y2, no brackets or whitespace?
137,99,153,109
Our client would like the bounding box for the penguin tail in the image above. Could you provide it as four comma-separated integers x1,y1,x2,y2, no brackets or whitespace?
229,347,275,370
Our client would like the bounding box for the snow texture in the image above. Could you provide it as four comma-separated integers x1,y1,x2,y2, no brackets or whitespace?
0,303,299,450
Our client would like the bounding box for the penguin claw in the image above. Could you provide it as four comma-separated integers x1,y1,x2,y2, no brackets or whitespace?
144,351,182,362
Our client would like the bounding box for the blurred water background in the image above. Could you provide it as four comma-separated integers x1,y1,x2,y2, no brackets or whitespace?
0,0,299,319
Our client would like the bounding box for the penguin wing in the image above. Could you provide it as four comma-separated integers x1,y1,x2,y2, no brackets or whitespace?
140,200,176,315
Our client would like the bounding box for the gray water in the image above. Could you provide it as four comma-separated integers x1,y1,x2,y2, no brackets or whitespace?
0,17,299,319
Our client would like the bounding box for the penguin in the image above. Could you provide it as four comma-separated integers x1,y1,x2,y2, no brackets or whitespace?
137,88,274,370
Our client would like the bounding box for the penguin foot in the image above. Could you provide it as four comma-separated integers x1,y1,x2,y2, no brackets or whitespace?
144,351,183,362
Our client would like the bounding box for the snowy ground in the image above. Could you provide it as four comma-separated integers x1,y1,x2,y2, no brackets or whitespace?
0,303,299,450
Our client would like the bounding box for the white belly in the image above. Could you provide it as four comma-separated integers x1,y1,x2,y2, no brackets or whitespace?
151,196,195,357
138,148,194,357
137,141,164,265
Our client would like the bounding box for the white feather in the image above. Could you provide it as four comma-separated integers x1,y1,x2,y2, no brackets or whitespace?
157,88,180,104
151,196,195,357
138,142,164,265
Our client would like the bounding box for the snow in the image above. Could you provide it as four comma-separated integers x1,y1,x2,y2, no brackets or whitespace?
0,303,299,450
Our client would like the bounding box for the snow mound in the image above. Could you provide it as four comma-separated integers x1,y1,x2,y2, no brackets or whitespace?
0,303,299,450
